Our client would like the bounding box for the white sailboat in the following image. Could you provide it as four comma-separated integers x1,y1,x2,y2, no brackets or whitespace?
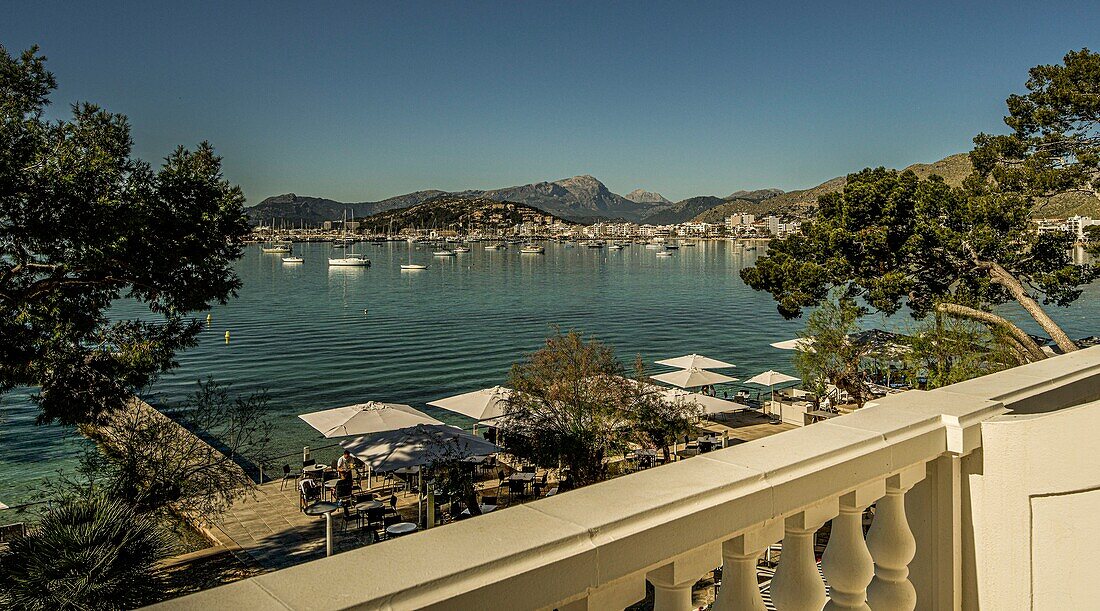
520,244,545,254
328,209,371,267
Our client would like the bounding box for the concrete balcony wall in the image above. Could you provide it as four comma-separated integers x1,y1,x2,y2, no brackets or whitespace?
152,347,1100,611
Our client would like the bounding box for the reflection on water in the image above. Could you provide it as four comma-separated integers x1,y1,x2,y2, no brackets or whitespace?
1,240,1097,509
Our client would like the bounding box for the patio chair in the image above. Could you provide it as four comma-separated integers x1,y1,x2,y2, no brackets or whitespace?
298,478,321,511
531,473,548,497
335,478,353,502
303,458,316,468
507,479,526,500
339,504,359,532
280,464,298,490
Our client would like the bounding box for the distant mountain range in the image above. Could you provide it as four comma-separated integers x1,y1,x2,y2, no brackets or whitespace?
245,153,1100,228
246,176,760,226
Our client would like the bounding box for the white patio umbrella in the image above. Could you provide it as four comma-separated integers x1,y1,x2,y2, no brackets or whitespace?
655,353,736,370
342,424,501,526
744,370,800,416
299,402,444,489
664,388,750,415
769,337,815,351
298,401,443,438
341,424,500,471
427,386,511,422
652,367,738,389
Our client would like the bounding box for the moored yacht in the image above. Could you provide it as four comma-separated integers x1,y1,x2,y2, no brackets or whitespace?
520,244,545,254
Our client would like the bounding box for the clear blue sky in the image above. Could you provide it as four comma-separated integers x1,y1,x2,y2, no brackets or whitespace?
5,1,1098,203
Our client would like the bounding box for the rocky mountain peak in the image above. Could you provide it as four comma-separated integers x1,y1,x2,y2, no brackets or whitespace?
624,189,672,205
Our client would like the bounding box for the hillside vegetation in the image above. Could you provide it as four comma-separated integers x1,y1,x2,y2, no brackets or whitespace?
693,153,1100,223
355,196,570,233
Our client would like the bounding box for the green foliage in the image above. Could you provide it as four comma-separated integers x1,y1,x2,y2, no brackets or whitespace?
501,330,633,488
742,50,1099,353
0,494,168,610
900,312,1017,389
626,357,702,462
0,45,250,426
970,49,1100,202
81,379,273,520
793,297,877,409
740,168,933,318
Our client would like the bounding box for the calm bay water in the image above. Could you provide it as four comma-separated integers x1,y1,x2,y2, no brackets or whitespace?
2,241,1097,510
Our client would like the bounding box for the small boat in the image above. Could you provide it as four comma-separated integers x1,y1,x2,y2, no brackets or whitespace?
681,242,696,247
400,264,427,270
656,250,674,257
520,245,545,254
644,242,661,250
484,243,505,250
664,243,680,250
328,254,371,267
608,243,624,250
453,246,471,253
281,256,304,263
433,250,456,257
261,243,292,254
585,240,604,248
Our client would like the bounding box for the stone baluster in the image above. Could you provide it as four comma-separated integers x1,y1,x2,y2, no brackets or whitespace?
648,544,722,611
821,481,886,610
713,519,783,611
866,465,925,611
771,499,839,611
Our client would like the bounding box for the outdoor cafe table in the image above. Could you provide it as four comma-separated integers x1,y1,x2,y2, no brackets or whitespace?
303,501,340,557
303,464,328,480
386,522,418,537
508,472,535,482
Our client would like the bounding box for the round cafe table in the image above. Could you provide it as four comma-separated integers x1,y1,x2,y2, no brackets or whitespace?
303,501,340,557
355,500,383,512
303,464,328,478
386,522,418,537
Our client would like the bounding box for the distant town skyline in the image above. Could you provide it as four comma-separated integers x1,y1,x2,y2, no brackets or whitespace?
4,1,1099,203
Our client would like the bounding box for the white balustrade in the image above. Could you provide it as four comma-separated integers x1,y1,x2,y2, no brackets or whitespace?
771,499,839,611
713,519,783,611
821,481,886,610
866,465,925,611
648,545,721,611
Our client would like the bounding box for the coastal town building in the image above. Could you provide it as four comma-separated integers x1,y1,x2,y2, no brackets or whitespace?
1036,215,1099,241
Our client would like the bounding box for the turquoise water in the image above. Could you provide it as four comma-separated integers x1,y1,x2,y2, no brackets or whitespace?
2,241,1096,511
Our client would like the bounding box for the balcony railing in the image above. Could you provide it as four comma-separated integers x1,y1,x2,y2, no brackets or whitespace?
153,347,1100,610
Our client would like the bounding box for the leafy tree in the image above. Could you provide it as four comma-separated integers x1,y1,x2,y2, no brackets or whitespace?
793,297,879,409
1084,224,1100,246
79,379,273,520
969,49,1100,203
626,357,701,463
425,446,484,518
501,330,632,489
901,312,1017,389
0,494,168,610
0,45,249,426
743,50,1100,357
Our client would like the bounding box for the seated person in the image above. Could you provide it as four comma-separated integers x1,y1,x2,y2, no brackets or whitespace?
336,450,359,475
